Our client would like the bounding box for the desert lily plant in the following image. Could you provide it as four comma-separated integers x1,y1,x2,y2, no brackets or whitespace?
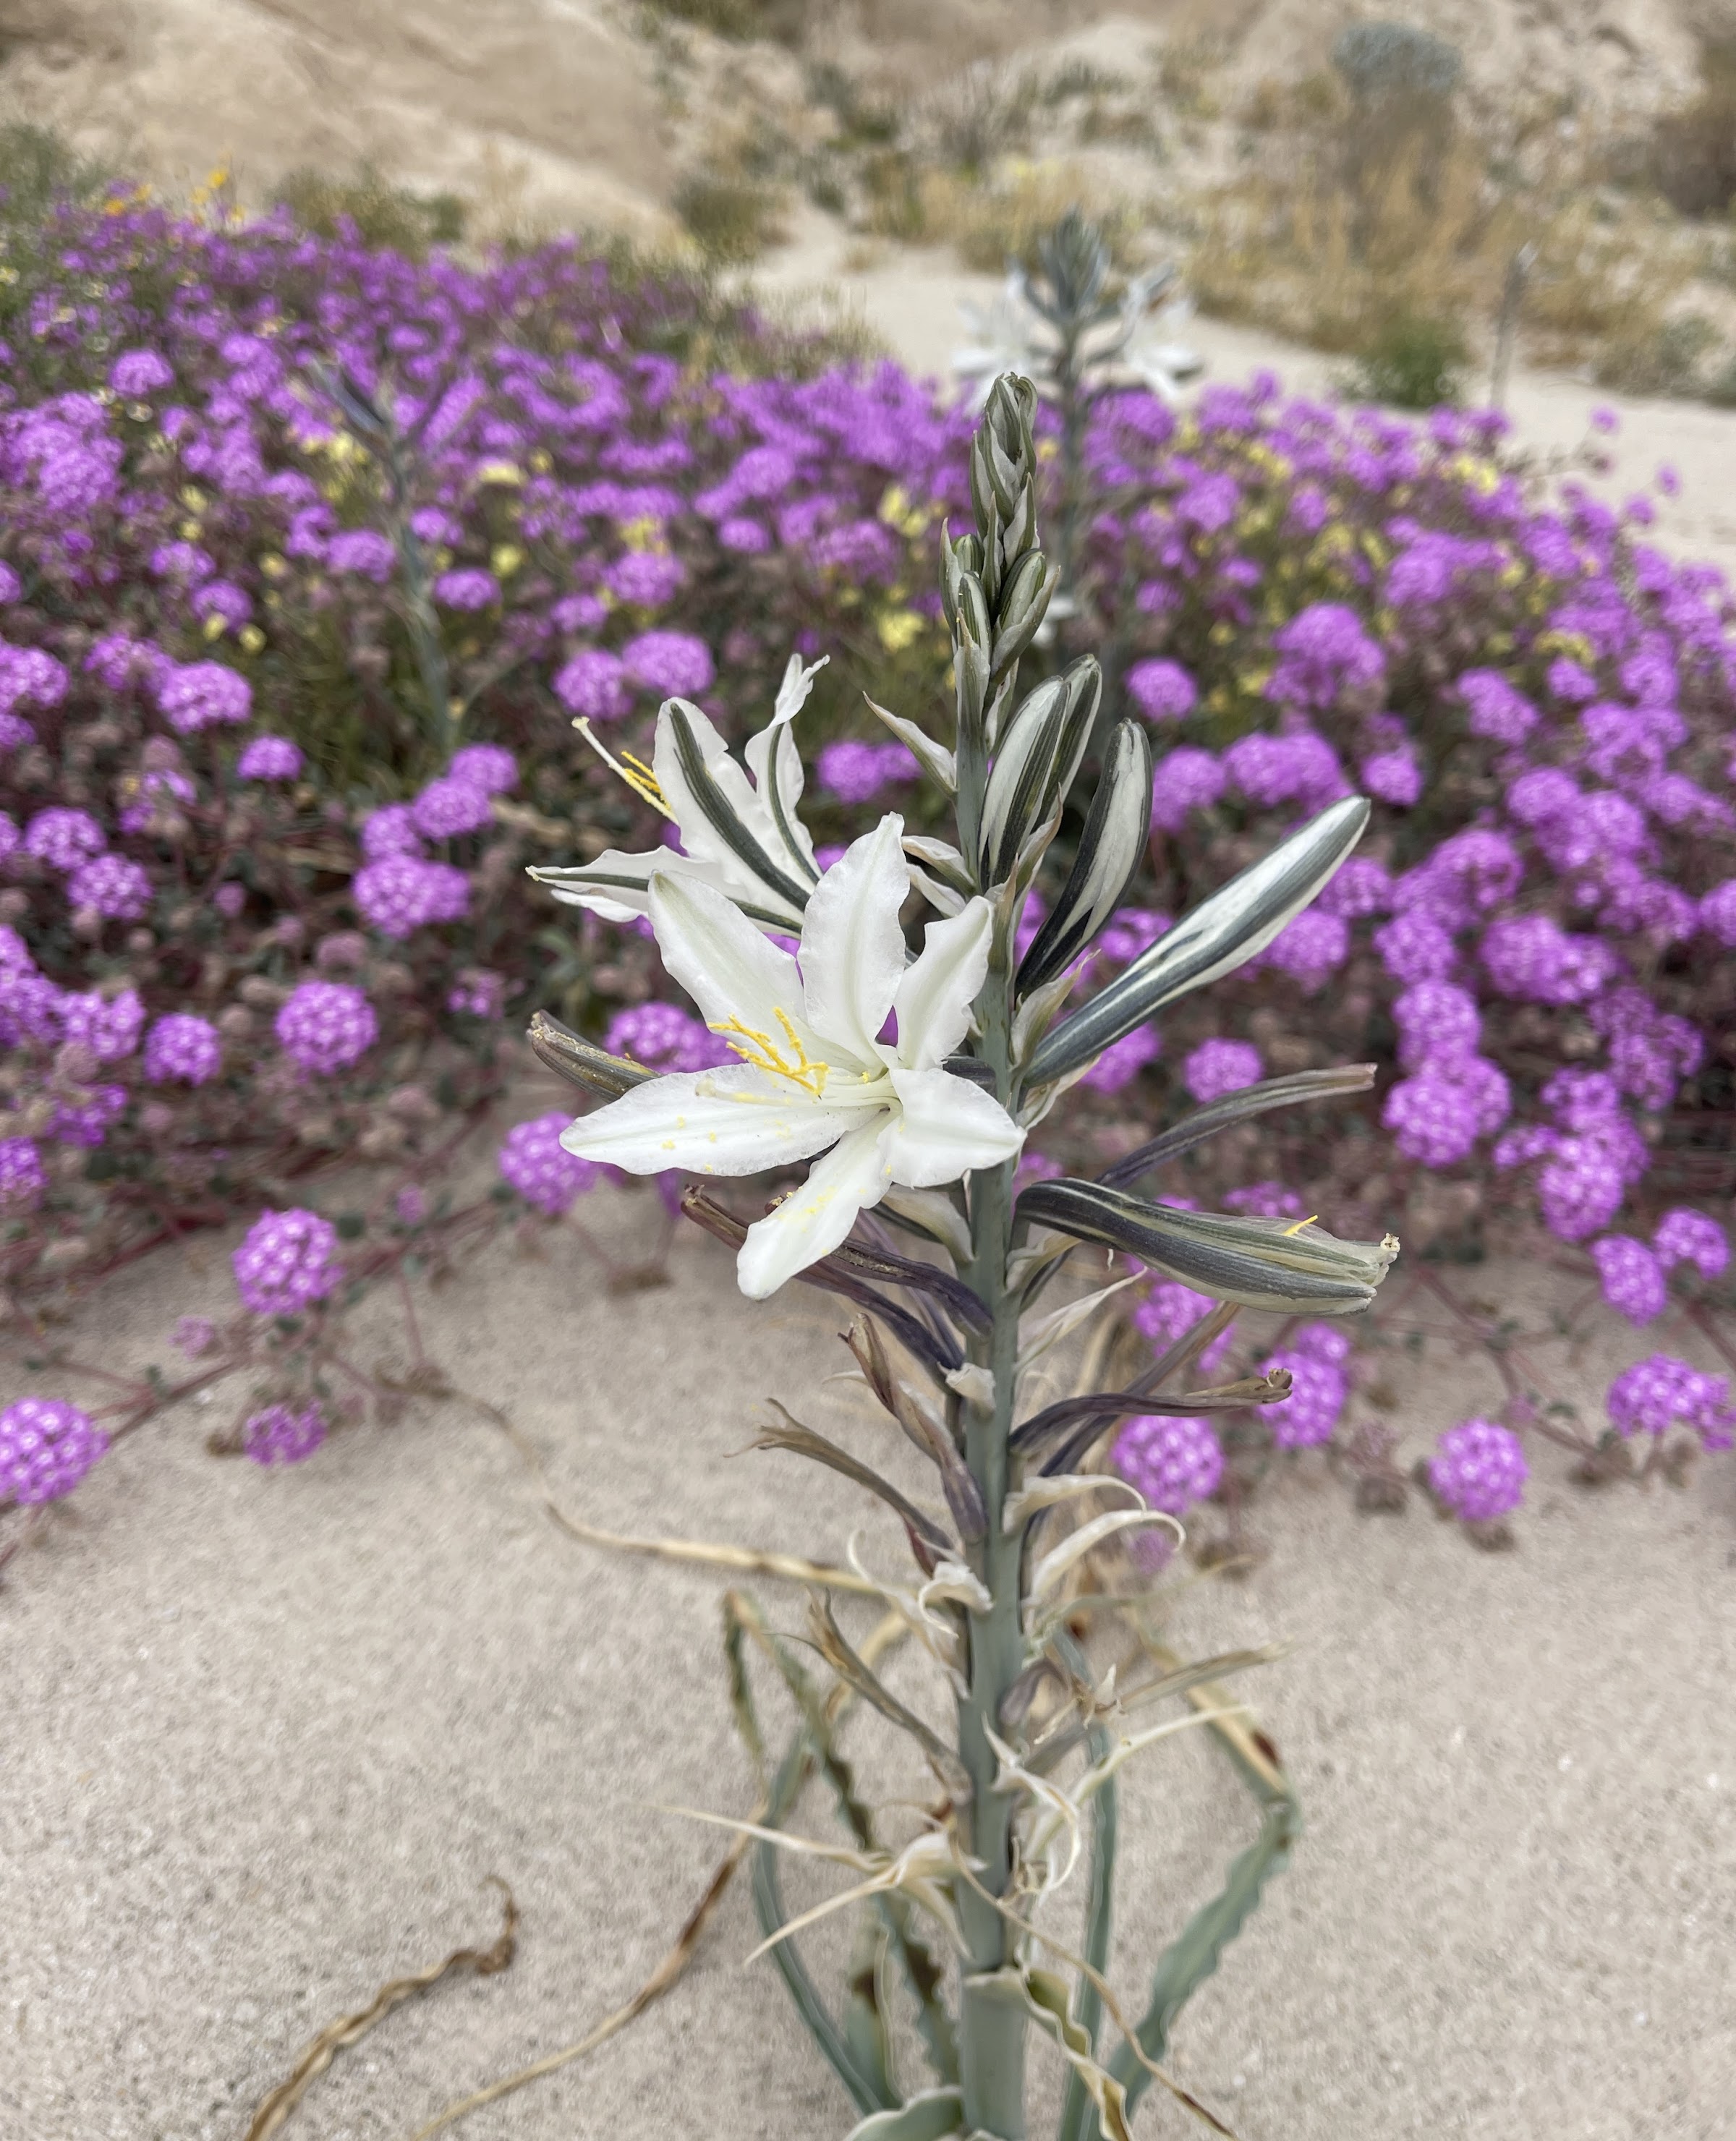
954,211,1202,618
532,375,1395,2140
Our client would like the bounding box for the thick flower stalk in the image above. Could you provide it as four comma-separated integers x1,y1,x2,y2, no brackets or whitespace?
542,374,1395,2140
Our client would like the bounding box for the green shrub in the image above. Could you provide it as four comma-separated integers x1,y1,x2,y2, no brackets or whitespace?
673,171,783,262
1344,308,1469,407
274,165,466,257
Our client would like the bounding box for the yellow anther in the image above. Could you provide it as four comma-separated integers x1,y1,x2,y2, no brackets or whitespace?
1282,1214,1319,1236
571,719,671,813
710,1010,830,1098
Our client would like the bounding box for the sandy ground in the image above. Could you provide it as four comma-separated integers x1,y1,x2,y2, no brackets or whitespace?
754,220,1736,576
4,1183,1735,2141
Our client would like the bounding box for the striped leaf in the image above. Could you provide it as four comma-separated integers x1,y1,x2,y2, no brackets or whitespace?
1016,721,1153,993
1016,1178,1398,1316
1027,795,1369,1086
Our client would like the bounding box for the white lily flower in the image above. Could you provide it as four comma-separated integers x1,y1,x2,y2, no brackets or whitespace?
953,275,1049,412
562,817,1025,1299
531,652,826,932
1120,294,1204,404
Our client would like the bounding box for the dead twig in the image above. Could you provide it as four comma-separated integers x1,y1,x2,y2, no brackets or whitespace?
242,1880,517,2141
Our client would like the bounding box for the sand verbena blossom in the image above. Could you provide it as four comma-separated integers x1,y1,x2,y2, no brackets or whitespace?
563,817,1024,1296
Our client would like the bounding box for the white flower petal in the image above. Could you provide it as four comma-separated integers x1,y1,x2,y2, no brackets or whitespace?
798,816,909,1065
893,898,992,1070
648,872,808,1045
651,698,764,870
736,1116,896,1298
561,1066,851,1177
883,1066,1024,1188
535,846,753,924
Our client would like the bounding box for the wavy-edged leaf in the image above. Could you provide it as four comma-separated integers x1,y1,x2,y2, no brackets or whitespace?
1056,1696,1118,2141
525,1010,652,1099
845,2088,964,2141
1016,1274,1141,1377
1028,795,1369,1085
683,1190,964,1375
733,1597,960,2093
1028,1508,1179,1606
1017,1178,1398,1316
845,1915,897,2111
1099,1065,1378,1189
1010,1372,1293,1460
1016,722,1153,994
754,1405,954,1557
809,1596,971,1796
1109,1659,1300,2113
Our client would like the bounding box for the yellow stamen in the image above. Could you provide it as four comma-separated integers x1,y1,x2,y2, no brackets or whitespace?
710,1008,830,1099
1282,1215,1319,1236
571,717,671,813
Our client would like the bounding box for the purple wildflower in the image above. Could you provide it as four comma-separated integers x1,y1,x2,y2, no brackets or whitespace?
0,1397,109,1504
0,1136,46,1211
446,968,505,1018
1126,659,1198,722
1131,1278,1235,1379
232,1207,344,1316
605,1000,733,1072
24,806,106,871
352,854,469,938
1429,1419,1528,1521
553,648,630,722
1112,1413,1223,1516
498,1112,600,1215
817,739,920,806
433,569,500,610
621,629,712,699
1261,1349,1348,1449
1607,1354,1735,1448
1081,1025,1161,1094
605,551,686,606
1652,1208,1729,1280
275,980,378,1073
326,529,396,581
243,1402,329,1466
1150,746,1225,831
109,349,174,396
411,774,493,840
1183,1038,1263,1103
142,1013,222,1086
1589,1235,1668,1324
59,987,145,1061
360,803,424,861
237,735,303,781
448,744,517,794
156,660,252,733
66,853,151,921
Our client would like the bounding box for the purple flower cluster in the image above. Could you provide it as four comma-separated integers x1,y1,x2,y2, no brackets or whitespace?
1112,1412,1223,1515
497,1111,600,1215
0,1396,109,1503
353,855,469,938
142,1012,222,1086
232,1206,344,1316
243,1400,329,1465
605,1000,733,1072
1261,1322,1351,1449
275,980,378,1073
237,735,303,782
1606,1355,1735,1448
1182,1038,1262,1103
1429,1418,1528,1522
1131,1277,1235,1379
815,739,920,805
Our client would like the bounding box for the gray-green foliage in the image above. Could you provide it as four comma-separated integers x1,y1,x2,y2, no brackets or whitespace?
1331,20,1463,105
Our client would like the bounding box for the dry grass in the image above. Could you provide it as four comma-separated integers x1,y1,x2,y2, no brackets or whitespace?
1190,66,1716,388
893,157,1152,273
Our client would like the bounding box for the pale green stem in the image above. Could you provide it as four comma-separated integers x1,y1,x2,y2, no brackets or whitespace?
956,948,1029,2139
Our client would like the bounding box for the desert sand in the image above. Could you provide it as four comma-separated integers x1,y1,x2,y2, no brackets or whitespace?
4,1177,1735,2141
